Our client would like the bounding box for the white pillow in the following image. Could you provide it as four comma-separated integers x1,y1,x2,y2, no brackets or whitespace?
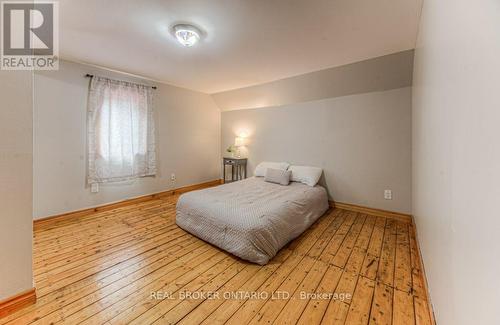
254,161,290,177
264,168,291,186
289,165,323,186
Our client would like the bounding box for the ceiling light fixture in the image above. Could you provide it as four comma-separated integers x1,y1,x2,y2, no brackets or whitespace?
173,24,201,47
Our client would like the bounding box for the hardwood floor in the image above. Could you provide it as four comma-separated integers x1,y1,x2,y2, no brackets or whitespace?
1,194,433,324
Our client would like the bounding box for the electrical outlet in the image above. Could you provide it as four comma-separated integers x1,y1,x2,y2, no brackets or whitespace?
384,189,392,200
171,173,176,181
91,183,99,193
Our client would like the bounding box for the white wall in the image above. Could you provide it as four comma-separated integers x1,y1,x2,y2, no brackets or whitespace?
34,60,221,219
412,0,500,324
222,87,412,214
0,70,33,300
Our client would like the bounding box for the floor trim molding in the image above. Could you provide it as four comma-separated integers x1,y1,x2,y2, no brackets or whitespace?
331,201,412,223
0,288,36,319
410,217,437,324
34,179,223,227
332,201,434,323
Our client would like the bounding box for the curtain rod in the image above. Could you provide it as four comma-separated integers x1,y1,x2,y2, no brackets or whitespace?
85,74,157,90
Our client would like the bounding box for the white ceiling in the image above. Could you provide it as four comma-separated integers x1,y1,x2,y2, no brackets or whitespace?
59,0,422,93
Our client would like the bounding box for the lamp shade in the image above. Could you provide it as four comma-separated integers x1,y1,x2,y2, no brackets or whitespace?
234,137,244,147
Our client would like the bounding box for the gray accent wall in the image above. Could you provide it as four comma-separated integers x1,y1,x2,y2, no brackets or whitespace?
213,50,414,111
219,51,414,214
34,60,221,219
221,87,412,214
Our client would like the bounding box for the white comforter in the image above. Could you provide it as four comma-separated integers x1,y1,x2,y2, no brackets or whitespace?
176,177,329,265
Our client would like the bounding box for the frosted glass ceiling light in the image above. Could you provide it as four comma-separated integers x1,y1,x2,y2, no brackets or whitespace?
173,24,201,47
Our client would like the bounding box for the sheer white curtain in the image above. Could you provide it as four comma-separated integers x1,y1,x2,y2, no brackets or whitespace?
87,76,156,184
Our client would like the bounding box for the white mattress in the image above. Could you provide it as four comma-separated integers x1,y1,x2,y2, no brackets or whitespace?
176,177,329,265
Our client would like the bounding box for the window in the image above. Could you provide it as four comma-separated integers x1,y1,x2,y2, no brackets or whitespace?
87,76,156,184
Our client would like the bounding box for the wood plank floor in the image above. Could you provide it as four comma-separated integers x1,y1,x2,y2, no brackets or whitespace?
1,194,434,325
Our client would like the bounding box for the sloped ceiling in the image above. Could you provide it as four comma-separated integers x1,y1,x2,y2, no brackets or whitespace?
59,0,422,93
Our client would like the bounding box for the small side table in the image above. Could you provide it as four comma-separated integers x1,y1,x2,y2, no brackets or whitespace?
223,158,247,183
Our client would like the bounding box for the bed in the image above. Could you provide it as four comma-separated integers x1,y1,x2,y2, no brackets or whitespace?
176,176,329,265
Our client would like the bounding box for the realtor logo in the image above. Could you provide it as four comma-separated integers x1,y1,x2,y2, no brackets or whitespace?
1,1,58,70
